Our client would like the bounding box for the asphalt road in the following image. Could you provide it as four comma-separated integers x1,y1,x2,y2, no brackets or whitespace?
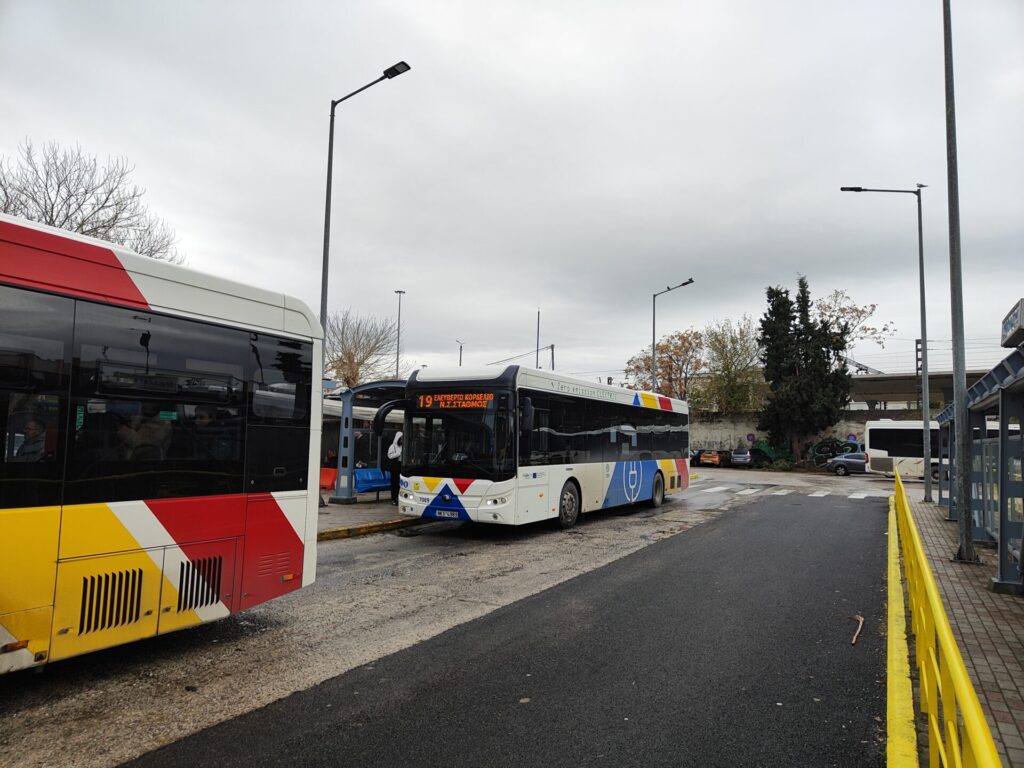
123,492,887,768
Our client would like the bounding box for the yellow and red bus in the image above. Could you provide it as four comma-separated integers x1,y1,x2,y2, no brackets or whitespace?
0,213,322,674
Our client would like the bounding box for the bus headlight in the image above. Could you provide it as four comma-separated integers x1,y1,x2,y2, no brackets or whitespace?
484,497,508,506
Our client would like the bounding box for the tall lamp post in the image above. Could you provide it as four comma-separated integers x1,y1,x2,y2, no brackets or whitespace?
394,290,405,377
320,61,411,328
840,184,933,502
456,339,464,367
652,279,694,393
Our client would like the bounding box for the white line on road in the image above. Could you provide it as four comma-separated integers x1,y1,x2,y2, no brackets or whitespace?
770,489,793,495
736,488,759,496
701,486,731,493
848,493,868,499
809,491,830,497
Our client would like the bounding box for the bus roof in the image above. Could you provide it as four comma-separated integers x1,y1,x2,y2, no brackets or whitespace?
410,366,688,414
0,212,321,340
865,420,939,430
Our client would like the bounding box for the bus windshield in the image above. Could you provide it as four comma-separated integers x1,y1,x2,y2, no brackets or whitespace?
403,390,515,481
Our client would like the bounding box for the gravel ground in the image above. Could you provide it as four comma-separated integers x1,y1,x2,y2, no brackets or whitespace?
0,469,890,768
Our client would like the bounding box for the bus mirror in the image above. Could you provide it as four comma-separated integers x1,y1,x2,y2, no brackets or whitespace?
372,399,406,436
520,397,534,432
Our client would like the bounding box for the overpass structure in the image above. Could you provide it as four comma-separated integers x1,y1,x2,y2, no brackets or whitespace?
850,369,988,409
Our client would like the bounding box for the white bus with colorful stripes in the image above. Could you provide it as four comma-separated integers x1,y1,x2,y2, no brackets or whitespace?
0,213,322,674
393,367,689,527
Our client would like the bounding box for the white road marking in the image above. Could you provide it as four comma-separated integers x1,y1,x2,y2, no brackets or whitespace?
849,493,868,499
770,489,793,495
736,488,759,496
701,486,731,493
809,491,830,498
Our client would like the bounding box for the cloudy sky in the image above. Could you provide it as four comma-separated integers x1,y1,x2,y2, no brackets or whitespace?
2,0,1021,382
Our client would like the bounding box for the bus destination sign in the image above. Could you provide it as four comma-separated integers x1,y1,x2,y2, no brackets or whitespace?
416,392,494,410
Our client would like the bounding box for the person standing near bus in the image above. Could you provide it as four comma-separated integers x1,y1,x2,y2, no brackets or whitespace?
387,431,402,505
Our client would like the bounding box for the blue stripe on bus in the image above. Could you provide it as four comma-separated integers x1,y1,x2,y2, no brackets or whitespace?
602,460,658,508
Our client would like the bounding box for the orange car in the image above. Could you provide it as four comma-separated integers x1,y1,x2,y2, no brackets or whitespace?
698,451,723,467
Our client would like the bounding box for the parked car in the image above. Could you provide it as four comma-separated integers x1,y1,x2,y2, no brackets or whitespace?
731,447,771,468
825,452,867,476
699,450,723,467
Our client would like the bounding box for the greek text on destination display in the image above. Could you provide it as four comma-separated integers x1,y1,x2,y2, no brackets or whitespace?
416,393,494,410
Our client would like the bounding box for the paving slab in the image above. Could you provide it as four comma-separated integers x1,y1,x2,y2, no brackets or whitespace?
908,489,1024,767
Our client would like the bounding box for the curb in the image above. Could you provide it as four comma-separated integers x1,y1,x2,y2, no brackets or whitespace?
317,517,423,541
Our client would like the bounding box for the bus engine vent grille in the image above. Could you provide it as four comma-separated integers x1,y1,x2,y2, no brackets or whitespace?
176,556,223,613
78,569,144,635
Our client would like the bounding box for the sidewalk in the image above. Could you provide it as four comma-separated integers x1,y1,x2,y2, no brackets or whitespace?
316,495,422,540
908,489,1024,766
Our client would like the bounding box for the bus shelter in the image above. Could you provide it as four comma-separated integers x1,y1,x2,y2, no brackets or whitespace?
936,346,1024,593
325,379,406,505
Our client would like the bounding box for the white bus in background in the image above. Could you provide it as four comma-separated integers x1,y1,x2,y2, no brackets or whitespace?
392,366,690,528
321,399,403,469
864,420,939,480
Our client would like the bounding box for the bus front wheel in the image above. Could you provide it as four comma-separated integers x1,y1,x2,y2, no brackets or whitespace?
649,472,665,508
558,481,580,529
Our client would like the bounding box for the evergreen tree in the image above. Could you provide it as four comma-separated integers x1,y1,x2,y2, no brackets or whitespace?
757,277,851,460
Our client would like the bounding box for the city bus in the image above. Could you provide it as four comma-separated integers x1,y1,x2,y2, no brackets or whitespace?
0,213,322,674
393,367,689,527
864,420,939,479
321,399,402,470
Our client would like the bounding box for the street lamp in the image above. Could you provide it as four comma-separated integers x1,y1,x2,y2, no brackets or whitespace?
840,183,933,502
456,339,464,367
395,290,405,377
320,61,411,328
652,279,694,392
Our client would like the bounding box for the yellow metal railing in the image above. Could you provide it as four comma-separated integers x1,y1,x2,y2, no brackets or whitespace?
893,469,1002,768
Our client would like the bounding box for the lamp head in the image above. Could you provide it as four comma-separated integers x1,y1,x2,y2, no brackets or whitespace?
840,186,864,192
384,61,411,79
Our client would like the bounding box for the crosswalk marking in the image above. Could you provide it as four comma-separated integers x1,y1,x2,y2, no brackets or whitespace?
848,493,868,499
809,491,830,497
770,489,793,495
736,488,759,496
701,486,731,493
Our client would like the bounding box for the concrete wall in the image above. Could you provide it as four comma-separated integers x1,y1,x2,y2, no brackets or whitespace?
691,410,915,451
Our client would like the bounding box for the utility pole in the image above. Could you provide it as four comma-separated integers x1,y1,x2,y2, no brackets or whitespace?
942,0,973,562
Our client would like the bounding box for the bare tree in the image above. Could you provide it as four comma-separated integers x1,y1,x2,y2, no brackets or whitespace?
0,139,184,263
324,309,400,387
814,289,895,348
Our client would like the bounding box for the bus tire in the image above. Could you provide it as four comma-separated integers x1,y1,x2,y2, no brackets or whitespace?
931,466,940,481
649,472,665,508
557,481,580,529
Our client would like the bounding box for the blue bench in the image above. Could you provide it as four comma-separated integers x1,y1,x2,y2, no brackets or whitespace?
354,467,392,500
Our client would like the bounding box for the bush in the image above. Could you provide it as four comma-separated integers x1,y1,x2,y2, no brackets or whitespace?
767,459,794,472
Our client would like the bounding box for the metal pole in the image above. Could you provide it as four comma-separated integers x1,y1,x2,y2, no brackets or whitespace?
652,293,658,392
319,65,408,348
942,0,973,562
395,290,404,378
457,340,463,366
650,279,695,394
536,310,540,368
550,344,555,371
916,188,933,502
320,103,337,329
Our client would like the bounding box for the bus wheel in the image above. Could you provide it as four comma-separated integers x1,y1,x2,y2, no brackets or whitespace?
649,473,665,508
558,481,580,529
931,466,940,481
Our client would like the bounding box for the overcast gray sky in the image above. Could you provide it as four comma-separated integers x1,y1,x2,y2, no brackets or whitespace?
2,0,1021,381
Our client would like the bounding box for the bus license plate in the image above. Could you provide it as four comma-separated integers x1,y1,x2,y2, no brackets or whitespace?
434,509,460,519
